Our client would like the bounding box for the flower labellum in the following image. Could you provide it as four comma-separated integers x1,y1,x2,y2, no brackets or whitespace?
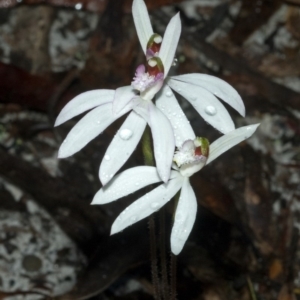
174,137,209,177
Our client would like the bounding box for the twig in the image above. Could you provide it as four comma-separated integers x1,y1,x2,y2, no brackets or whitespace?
247,276,257,300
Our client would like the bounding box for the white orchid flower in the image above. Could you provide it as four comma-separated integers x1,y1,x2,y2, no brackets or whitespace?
55,0,245,185
92,124,260,255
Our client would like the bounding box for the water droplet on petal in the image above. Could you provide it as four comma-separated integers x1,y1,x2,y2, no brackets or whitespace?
151,202,159,210
190,96,197,101
119,128,133,140
96,120,101,124
166,91,173,97
104,155,110,161
130,215,137,222
205,105,217,116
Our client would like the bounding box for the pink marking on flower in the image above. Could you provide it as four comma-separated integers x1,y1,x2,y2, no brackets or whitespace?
131,64,164,93
135,64,146,76
173,140,207,167
146,49,155,60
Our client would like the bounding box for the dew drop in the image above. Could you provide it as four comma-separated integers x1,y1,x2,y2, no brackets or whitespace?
75,3,82,10
151,202,159,210
205,105,217,116
246,126,252,131
96,120,101,124
130,215,137,222
119,128,133,140
166,91,173,97
190,95,197,101
104,155,110,160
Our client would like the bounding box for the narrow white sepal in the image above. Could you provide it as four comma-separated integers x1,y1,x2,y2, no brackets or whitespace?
132,0,154,54
92,166,165,205
113,86,136,114
156,85,195,147
171,178,197,255
206,123,260,165
167,79,235,134
99,111,147,185
149,102,175,183
58,102,131,158
55,90,115,126
159,13,181,77
170,74,245,117
110,173,184,235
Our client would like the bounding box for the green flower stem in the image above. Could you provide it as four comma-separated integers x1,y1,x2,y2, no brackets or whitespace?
142,126,154,166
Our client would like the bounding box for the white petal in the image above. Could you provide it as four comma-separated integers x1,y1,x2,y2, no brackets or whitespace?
149,103,175,182
171,178,197,255
159,13,181,77
58,102,131,158
206,124,260,165
99,111,147,185
170,74,245,117
92,166,166,204
55,90,115,126
132,0,154,53
156,84,195,147
113,86,137,114
167,79,235,134
111,174,184,235
133,99,150,122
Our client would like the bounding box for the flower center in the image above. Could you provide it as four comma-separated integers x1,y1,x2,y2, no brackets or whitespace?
173,137,209,177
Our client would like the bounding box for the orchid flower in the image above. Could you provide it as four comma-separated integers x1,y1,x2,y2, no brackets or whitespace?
55,0,245,186
92,124,260,255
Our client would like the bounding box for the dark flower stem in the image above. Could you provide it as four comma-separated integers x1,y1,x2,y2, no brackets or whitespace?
149,214,161,300
160,207,169,299
170,253,177,300
142,126,161,300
